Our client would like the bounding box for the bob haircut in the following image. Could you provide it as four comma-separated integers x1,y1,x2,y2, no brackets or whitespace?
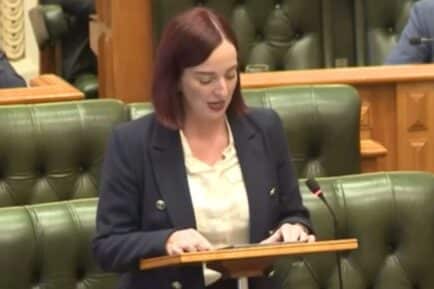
151,7,246,129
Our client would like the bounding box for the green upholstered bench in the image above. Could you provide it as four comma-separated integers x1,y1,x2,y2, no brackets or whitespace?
0,99,126,207
1,172,433,289
0,84,360,208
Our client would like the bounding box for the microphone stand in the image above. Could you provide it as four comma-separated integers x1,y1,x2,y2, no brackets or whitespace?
306,179,344,289
319,195,343,289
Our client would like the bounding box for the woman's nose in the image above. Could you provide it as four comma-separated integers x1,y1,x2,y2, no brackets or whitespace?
214,77,228,96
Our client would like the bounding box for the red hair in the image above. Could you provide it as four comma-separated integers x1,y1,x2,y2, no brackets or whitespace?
151,7,246,129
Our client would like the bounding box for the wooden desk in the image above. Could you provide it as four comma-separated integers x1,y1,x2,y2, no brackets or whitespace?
241,64,434,173
0,74,84,104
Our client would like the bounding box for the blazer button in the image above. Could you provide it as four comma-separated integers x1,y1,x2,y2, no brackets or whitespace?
155,200,166,211
269,187,276,196
171,281,182,289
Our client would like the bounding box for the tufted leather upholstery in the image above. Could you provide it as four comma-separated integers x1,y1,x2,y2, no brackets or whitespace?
273,171,434,289
0,100,126,207
152,0,334,70
152,0,428,69
0,85,359,207
0,198,118,289
242,85,360,178
1,171,433,289
151,0,421,69
355,0,416,65
130,85,361,178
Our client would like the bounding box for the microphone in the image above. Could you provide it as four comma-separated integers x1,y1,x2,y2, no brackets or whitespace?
409,37,434,45
305,178,344,289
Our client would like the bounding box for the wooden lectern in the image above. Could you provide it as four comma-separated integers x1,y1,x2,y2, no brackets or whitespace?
140,239,358,287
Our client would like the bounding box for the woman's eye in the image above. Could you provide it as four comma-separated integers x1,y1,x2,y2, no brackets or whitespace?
225,73,236,80
198,78,213,84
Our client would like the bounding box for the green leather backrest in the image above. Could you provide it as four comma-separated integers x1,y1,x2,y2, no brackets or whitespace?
0,86,358,207
152,0,422,67
0,99,126,207
129,85,361,178
243,85,360,178
0,198,118,289
274,171,434,289
355,0,417,65
152,0,334,70
1,172,432,289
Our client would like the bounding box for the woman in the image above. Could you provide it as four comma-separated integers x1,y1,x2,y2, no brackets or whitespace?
93,7,315,289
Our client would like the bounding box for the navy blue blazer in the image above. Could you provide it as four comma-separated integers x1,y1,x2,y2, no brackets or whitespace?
385,0,434,64
93,108,312,289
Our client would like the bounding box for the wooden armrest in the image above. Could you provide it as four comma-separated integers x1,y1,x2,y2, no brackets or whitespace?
29,74,70,86
361,139,387,158
0,74,83,104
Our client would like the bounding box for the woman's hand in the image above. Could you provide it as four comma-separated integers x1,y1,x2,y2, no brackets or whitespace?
165,228,213,256
260,223,316,244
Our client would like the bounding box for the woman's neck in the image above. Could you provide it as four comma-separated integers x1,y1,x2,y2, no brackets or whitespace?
182,117,229,165
182,116,227,140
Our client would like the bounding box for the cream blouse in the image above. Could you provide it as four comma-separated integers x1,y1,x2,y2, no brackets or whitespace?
180,120,250,288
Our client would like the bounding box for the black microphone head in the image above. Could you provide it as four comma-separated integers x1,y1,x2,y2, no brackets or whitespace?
409,37,422,45
305,178,320,194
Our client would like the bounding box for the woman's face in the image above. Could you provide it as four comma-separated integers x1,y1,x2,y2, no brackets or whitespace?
179,39,238,124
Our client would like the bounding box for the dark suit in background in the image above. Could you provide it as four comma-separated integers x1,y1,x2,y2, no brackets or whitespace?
42,0,96,82
385,0,434,64
93,108,313,289
0,51,26,88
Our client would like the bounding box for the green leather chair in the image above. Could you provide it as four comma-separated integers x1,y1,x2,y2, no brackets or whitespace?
1,171,433,289
243,85,360,178
29,1,98,98
0,198,118,289
0,85,359,207
152,0,422,68
355,0,417,65
0,99,126,207
152,0,335,71
277,171,434,289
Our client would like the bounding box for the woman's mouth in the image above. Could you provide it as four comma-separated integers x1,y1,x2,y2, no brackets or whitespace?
207,100,225,112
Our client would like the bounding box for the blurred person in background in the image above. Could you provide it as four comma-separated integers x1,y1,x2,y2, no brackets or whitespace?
385,0,434,64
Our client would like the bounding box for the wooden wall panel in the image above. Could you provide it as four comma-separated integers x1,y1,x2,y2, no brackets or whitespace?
397,82,434,172
93,0,153,102
356,84,397,171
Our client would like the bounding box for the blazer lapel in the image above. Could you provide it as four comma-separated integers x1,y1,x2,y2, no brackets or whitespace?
230,113,273,243
149,121,196,230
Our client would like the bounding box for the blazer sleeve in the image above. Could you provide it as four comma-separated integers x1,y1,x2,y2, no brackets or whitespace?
266,109,314,233
0,52,26,88
93,126,174,273
385,1,431,64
